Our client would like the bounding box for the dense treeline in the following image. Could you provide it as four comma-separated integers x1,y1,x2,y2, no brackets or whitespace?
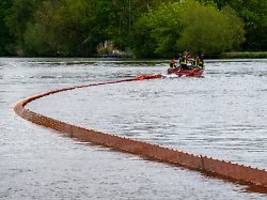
0,0,266,58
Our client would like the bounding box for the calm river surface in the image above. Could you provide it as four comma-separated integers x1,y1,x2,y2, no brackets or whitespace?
1,58,267,199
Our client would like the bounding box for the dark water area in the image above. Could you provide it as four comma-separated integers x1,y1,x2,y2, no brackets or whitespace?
1,58,267,199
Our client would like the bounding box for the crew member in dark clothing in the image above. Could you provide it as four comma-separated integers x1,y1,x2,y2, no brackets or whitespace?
198,54,204,69
180,51,191,70
170,58,177,69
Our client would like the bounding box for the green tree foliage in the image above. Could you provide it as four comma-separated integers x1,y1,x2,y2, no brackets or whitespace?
106,0,173,49
24,0,109,56
0,0,265,57
130,15,158,58
0,0,13,55
5,0,43,54
132,0,244,57
177,4,245,56
231,0,267,50
199,0,267,50
22,0,171,56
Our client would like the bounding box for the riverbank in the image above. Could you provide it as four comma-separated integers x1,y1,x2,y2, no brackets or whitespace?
221,51,267,59
1,52,267,61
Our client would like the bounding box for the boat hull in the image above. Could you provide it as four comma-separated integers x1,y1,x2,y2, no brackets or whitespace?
167,67,204,77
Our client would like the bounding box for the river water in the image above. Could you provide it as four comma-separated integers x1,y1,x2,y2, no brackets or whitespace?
1,58,267,199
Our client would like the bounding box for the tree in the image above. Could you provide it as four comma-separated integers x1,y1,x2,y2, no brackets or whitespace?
23,0,109,56
198,0,267,50
5,0,44,54
132,0,245,57
176,3,245,56
129,14,157,58
230,0,267,50
0,0,13,55
0,0,262,57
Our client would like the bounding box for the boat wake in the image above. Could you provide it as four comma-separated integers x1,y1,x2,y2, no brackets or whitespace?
161,74,180,78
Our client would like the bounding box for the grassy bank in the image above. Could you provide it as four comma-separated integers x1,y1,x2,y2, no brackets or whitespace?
221,52,267,59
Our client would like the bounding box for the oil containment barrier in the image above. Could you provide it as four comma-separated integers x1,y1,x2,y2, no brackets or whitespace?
14,74,267,192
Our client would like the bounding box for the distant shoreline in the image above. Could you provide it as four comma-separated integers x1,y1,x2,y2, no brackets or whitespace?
0,51,267,60
220,51,267,59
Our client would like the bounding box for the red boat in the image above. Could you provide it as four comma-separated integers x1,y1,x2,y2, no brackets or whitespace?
167,67,204,77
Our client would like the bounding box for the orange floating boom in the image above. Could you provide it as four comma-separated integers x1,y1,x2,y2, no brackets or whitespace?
14,75,267,192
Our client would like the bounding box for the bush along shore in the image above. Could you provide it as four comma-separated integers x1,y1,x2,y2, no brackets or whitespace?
221,52,267,59
0,0,266,58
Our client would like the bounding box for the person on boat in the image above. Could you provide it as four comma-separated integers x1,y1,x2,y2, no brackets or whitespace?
192,55,204,69
180,51,191,70
175,53,182,63
169,58,177,69
198,54,204,69
183,50,189,58
192,57,198,68
179,57,187,70
167,58,177,74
